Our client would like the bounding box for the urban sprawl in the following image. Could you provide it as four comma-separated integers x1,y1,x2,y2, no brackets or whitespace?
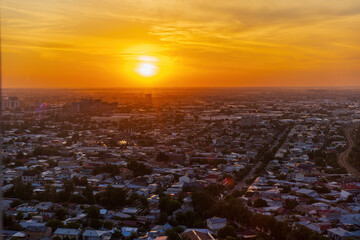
2,88,360,240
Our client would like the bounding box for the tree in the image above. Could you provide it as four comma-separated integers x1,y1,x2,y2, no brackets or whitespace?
79,177,88,186
15,212,24,220
312,186,330,194
253,198,268,208
86,206,100,219
176,211,199,227
159,212,168,224
69,193,86,204
112,230,123,239
16,152,25,159
127,161,152,177
90,219,102,229
32,146,61,156
64,181,75,194
290,225,328,240
165,227,183,240
57,191,69,202
95,186,126,209
82,185,95,204
93,164,120,177
57,131,69,138
127,193,148,209
159,196,181,215
284,199,298,210
217,225,236,239
72,133,80,142
191,191,215,213
48,160,58,168
263,151,275,162
10,200,22,208
103,221,114,229
205,184,225,197
13,159,24,167
231,190,243,198
281,185,291,193
314,157,325,167
46,219,64,232
65,222,81,229
55,208,67,221
4,181,33,200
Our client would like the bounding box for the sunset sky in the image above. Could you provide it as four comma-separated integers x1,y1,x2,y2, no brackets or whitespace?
2,0,360,88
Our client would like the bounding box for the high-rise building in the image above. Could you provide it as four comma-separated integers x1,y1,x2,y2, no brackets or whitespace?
2,96,20,110
68,99,118,113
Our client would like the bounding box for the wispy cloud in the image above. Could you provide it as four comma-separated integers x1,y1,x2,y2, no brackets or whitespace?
1,0,360,87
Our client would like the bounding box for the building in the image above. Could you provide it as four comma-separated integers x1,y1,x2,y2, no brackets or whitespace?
25,226,52,240
166,153,186,163
179,175,191,183
22,173,39,182
82,230,112,240
54,228,82,240
180,230,215,240
327,228,360,240
69,99,117,113
58,160,72,168
241,115,259,127
2,96,20,110
206,217,227,232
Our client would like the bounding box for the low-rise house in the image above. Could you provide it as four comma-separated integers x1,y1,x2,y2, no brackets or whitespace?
148,224,173,237
296,188,318,198
82,230,112,240
20,220,46,229
205,174,219,184
327,228,360,240
149,209,161,219
22,173,39,182
54,228,82,240
35,202,53,211
148,195,160,205
3,230,26,240
122,207,139,215
25,226,52,240
206,217,226,232
180,230,215,240
121,227,138,237
179,175,193,183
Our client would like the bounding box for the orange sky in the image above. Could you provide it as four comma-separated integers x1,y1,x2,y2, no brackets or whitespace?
1,0,360,88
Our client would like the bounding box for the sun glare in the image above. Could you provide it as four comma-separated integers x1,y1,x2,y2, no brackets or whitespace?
135,55,158,77
119,48,174,86
136,63,157,77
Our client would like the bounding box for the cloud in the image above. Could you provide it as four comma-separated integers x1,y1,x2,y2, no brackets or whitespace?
1,0,360,87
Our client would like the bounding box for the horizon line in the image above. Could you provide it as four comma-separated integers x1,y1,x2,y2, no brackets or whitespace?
3,85,360,90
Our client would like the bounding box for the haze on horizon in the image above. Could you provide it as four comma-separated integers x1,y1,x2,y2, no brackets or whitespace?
1,0,360,88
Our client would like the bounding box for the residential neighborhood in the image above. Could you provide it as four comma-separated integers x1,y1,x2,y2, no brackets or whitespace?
2,88,360,240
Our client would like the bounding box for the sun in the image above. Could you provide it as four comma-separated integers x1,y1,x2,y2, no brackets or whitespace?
119,50,174,86
135,55,158,77
136,63,157,77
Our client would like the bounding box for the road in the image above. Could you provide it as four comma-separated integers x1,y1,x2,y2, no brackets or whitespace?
232,126,290,192
232,161,261,192
338,124,360,178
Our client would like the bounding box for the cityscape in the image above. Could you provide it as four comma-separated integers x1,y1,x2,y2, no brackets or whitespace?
2,88,360,240
2,0,360,239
